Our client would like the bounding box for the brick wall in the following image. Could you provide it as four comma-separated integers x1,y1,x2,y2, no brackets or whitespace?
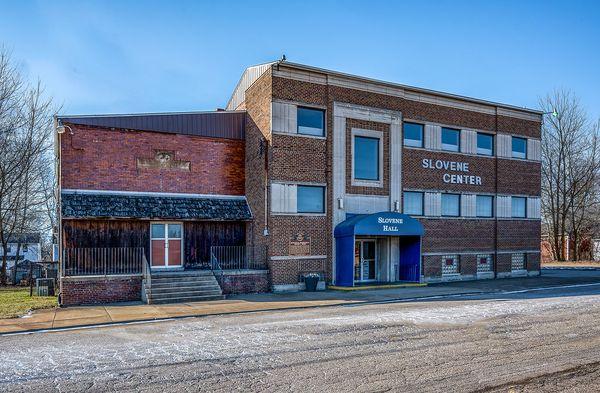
61,276,141,306
245,71,542,287
61,124,245,195
220,271,270,295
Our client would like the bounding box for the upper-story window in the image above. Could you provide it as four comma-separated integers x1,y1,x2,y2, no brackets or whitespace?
441,127,460,152
297,185,325,213
441,193,461,217
477,133,494,156
512,137,527,159
297,107,325,136
354,136,380,181
476,195,494,217
403,191,424,216
511,196,527,218
403,122,423,147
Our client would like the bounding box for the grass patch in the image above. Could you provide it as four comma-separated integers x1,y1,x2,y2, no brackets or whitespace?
0,287,57,319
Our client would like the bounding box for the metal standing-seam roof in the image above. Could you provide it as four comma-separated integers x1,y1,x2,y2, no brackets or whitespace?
57,110,246,140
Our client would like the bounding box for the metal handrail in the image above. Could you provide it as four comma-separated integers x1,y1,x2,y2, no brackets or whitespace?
62,247,145,276
209,245,268,270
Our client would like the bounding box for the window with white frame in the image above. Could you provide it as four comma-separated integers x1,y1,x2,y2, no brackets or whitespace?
441,127,460,152
442,255,459,275
403,191,424,216
403,122,423,147
477,254,493,273
441,193,460,217
476,195,494,217
511,196,527,218
511,253,526,270
297,107,325,136
477,132,494,156
512,136,527,159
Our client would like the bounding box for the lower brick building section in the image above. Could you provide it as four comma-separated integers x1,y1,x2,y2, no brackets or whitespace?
61,276,142,306
422,251,541,283
220,270,270,295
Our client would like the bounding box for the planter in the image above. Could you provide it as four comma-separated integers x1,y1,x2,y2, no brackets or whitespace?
304,276,319,292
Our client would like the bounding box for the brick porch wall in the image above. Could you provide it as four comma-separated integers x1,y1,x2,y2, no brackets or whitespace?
61,276,142,306
219,270,270,295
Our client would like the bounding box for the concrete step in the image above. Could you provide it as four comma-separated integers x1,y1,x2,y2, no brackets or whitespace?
150,276,217,284
149,289,223,299
144,269,224,305
148,285,222,294
150,294,225,304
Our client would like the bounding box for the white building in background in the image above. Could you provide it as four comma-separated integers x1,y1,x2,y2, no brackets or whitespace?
2,233,42,269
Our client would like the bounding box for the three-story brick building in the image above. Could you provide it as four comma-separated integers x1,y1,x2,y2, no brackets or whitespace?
57,60,542,304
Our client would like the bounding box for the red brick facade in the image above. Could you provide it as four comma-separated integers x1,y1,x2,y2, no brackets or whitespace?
60,124,245,195
61,276,142,306
244,65,542,289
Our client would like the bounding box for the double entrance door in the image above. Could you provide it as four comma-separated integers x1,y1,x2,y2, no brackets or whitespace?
151,222,183,268
354,239,376,283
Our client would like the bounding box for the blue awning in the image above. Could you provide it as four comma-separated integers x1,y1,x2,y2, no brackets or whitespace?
334,211,424,238
334,212,423,287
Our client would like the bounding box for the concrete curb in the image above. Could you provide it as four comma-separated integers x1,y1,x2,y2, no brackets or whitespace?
4,281,600,336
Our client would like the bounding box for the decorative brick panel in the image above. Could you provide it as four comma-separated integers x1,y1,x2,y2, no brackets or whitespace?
61,124,245,195
497,220,541,250
61,276,141,306
271,134,327,183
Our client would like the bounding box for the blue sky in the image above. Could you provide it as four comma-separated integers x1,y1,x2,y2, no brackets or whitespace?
1,0,598,119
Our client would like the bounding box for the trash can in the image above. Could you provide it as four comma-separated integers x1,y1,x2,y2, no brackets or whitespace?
303,274,319,292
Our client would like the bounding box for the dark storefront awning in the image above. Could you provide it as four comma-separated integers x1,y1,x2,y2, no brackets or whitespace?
334,212,424,287
61,191,252,221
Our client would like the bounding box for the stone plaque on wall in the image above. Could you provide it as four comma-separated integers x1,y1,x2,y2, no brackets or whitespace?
137,150,190,171
289,233,311,256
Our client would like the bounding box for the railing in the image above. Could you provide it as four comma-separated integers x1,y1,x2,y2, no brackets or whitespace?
62,247,145,277
141,252,151,303
209,245,268,270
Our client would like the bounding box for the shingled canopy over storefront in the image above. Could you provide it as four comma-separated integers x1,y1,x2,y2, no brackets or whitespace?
61,191,252,221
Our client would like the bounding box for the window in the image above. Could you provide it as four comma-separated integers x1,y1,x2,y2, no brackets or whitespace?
403,191,424,216
297,107,325,136
22,244,28,252
297,185,325,213
477,254,493,273
442,255,459,275
476,195,494,217
511,196,527,218
354,136,380,181
441,127,460,152
441,193,460,216
512,137,527,159
511,253,526,270
477,133,494,156
403,122,423,147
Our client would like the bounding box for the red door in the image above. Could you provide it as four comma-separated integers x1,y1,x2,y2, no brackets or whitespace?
151,223,183,267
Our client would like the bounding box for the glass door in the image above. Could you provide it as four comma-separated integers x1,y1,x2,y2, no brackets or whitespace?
354,239,377,283
151,223,183,268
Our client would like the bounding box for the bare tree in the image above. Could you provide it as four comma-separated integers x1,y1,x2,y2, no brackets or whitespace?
540,90,600,261
0,48,56,284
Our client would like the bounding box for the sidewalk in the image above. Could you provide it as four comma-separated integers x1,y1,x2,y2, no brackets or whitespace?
2,268,600,334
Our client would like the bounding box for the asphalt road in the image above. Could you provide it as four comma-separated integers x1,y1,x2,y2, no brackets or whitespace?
2,278,600,392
